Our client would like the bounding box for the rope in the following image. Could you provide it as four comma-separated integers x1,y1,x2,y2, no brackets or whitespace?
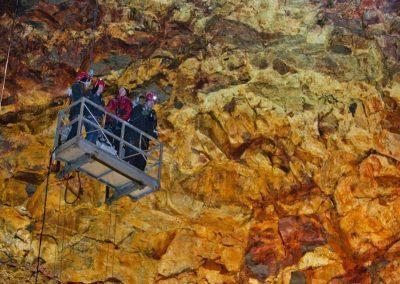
56,172,82,282
59,186,67,281
34,151,54,284
63,172,82,205
111,202,118,277
0,0,20,112
55,172,82,281
89,0,100,70
104,202,113,279
52,174,64,277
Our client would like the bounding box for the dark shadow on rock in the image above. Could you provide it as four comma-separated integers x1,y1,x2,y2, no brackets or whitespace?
330,45,352,55
13,171,46,185
273,58,297,75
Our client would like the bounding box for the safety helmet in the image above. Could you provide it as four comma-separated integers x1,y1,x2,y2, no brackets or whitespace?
94,78,106,89
146,92,157,102
76,71,89,82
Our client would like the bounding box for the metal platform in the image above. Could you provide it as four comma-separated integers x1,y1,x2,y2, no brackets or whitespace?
53,97,163,202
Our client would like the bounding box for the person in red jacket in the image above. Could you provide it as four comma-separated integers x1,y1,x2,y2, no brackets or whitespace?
105,87,132,152
106,87,132,120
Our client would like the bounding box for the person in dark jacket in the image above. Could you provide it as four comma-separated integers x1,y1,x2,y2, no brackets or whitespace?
130,95,146,124
66,71,92,141
124,95,146,164
142,94,158,140
84,78,105,143
126,92,158,170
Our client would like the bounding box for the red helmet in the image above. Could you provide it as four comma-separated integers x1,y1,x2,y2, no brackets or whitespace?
146,92,157,102
94,78,105,88
76,71,89,81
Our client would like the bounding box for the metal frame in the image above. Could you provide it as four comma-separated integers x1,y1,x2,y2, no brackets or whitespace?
56,154,92,179
53,97,163,201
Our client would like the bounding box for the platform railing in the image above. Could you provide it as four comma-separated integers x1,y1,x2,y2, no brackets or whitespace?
54,97,163,183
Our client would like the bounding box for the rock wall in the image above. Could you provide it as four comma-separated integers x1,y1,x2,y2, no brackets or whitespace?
0,0,400,283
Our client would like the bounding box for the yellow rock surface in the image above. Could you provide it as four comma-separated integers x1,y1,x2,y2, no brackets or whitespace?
0,0,400,283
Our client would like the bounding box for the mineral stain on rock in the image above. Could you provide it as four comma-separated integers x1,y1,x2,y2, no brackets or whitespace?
290,271,306,284
0,0,400,283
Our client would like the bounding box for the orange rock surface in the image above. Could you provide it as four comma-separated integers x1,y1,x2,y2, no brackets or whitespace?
0,0,400,283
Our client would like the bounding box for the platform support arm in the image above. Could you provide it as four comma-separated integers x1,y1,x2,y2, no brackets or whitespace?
56,154,92,179
77,100,85,138
157,143,163,184
105,181,142,205
119,122,126,159
54,111,63,149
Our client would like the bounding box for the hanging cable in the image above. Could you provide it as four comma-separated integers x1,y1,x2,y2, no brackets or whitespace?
59,188,67,282
110,202,118,278
52,175,64,277
58,174,80,281
0,0,20,112
63,172,82,205
34,150,55,284
34,146,71,282
104,202,113,280
88,0,100,70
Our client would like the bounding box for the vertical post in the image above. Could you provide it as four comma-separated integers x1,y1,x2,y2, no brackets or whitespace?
77,98,85,138
54,111,62,148
119,122,125,159
105,186,110,203
157,143,163,185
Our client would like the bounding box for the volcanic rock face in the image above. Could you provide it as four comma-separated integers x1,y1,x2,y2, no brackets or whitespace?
0,0,400,283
